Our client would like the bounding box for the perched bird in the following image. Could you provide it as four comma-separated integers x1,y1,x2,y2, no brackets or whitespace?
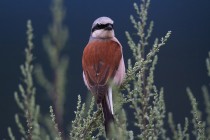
82,17,125,134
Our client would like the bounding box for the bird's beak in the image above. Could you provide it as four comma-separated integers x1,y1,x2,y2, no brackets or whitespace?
105,24,113,30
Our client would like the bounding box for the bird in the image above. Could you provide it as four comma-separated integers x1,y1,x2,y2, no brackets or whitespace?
82,16,125,135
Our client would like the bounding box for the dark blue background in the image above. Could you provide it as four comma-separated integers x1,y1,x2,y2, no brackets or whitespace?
0,0,210,139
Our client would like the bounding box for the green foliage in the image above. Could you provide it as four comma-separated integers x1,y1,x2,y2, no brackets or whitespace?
34,0,69,138
8,127,15,140
8,20,41,140
49,106,62,140
70,96,104,139
168,113,190,140
123,0,170,139
7,0,210,140
187,88,206,139
203,86,210,138
206,52,210,77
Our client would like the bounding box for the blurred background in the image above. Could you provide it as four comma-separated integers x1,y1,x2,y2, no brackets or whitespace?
0,0,210,139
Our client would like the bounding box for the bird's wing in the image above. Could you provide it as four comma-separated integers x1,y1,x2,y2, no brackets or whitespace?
82,40,122,102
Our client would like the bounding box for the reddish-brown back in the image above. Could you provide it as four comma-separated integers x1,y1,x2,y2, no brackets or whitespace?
82,39,122,102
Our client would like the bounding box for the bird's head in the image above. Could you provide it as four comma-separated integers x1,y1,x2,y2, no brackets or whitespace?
91,17,115,39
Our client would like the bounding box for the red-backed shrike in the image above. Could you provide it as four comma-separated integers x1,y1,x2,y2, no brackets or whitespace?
82,17,125,134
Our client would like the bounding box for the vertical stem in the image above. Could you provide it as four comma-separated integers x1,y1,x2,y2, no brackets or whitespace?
52,69,64,139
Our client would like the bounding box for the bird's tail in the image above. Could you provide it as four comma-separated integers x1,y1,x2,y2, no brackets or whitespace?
102,95,114,136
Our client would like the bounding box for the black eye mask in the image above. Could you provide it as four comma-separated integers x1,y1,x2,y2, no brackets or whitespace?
92,23,113,33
